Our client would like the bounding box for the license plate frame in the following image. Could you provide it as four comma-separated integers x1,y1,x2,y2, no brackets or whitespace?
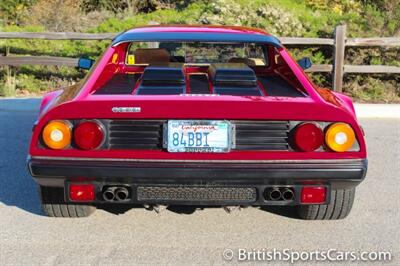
164,120,233,153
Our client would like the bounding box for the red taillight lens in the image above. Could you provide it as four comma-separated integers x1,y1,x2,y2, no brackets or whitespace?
293,123,323,152
301,186,327,204
69,184,95,201
74,121,104,150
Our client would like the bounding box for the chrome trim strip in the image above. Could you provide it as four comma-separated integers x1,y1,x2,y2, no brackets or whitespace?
30,156,364,164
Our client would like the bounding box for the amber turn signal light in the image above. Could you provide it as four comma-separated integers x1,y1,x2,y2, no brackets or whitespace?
42,120,72,149
325,123,355,152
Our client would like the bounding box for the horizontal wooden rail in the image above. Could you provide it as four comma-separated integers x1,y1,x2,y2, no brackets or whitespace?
279,37,334,45
346,37,400,47
0,56,78,66
305,64,332,72
344,65,400,74
0,32,115,40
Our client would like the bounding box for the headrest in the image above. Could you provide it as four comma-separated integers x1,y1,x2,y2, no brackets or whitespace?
134,48,170,64
141,63,184,84
209,63,257,86
136,63,185,95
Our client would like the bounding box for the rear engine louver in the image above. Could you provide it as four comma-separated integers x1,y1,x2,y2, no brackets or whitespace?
106,120,289,151
108,120,165,149
233,120,289,150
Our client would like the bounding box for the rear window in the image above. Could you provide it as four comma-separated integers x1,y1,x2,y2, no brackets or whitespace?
93,41,306,97
126,42,267,66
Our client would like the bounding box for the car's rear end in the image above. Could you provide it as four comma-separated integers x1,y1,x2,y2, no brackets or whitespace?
27,26,367,219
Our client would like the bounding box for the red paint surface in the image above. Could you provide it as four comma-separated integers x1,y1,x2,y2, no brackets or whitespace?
30,25,367,161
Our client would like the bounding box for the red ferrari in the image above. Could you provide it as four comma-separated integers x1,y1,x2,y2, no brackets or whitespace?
27,25,367,219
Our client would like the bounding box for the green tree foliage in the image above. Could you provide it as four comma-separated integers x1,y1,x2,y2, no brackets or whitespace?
80,0,202,13
0,0,37,25
365,0,400,36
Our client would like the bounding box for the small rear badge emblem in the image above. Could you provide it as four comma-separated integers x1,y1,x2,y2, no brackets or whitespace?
112,107,141,113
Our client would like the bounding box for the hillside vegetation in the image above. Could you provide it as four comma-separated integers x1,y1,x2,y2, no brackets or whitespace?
0,0,399,102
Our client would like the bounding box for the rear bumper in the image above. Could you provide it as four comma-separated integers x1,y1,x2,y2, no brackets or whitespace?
28,157,367,205
28,157,367,185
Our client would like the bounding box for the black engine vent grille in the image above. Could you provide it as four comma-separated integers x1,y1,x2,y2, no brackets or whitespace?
137,186,257,203
107,120,289,151
233,120,290,151
108,120,165,150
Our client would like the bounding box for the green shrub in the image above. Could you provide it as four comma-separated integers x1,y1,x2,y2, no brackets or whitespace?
0,0,37,25
0,67,17,96
344,75,400,103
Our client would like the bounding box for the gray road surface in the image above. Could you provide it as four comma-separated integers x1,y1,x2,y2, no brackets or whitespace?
0,99,399,265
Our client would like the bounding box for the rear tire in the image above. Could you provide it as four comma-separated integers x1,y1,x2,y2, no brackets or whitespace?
39,186,96,218
297,188,355,220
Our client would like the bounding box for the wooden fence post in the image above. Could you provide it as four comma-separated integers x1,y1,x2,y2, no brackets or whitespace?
333,24,347,92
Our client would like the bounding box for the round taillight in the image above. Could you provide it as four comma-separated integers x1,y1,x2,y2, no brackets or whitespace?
42,120,72,149
74,121,104,150
325,123,355,152
293,123,323,152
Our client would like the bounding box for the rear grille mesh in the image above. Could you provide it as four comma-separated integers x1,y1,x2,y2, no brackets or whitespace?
137,186,257,202
107,120,289,151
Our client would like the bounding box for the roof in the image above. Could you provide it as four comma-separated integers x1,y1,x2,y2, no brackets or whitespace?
111,25,282,48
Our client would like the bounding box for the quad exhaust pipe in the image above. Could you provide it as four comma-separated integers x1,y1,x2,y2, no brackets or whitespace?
268,188,282,200
265,187,295,201
281,188,294,200
103,187,116,202
102,187,130,202
115,187,129,201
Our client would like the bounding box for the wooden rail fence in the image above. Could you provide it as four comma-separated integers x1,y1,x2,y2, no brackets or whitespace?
0,25,399,92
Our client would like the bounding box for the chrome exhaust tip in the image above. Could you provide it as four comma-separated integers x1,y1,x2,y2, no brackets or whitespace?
268,188,282,201
115,187,129,201
103,187,116,202
281,188,294,200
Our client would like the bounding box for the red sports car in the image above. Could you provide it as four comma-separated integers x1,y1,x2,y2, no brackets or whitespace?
27,25,367,219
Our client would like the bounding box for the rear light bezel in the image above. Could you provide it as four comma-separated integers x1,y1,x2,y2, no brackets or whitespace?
289,121,359,152
40,119,107,150
73,119,106,150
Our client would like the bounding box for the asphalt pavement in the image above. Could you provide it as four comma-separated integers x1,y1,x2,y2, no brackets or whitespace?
0,98,399,265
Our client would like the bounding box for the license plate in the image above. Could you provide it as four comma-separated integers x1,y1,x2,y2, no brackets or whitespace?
166,120,231,152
